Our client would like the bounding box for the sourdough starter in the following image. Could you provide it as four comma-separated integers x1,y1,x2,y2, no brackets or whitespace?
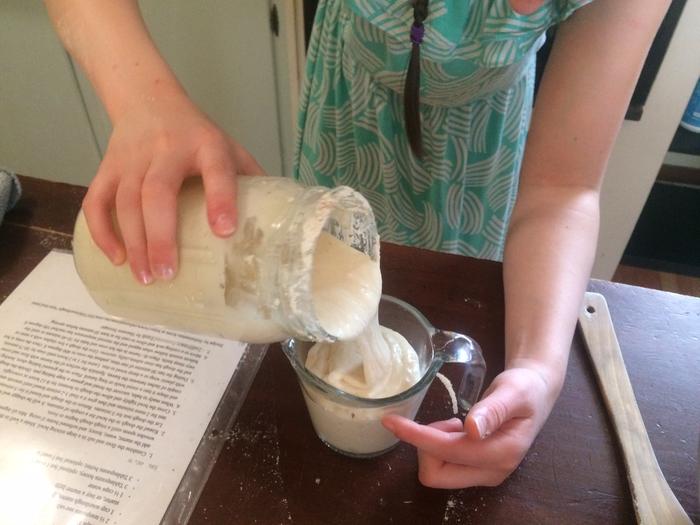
303,317,423,455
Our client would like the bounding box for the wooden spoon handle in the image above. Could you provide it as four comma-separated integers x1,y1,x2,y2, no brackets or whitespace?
578,292,691,525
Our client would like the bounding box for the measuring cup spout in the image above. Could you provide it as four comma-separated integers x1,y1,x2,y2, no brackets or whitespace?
431,330,486,411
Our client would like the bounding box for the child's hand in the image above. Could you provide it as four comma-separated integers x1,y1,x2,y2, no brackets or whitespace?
82,91,264,284
382,367,557,488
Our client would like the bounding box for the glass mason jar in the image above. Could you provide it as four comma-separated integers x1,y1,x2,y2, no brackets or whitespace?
72,176,381,344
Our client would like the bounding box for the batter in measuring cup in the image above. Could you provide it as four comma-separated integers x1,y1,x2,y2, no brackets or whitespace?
302,313,423,456
306,317,421,399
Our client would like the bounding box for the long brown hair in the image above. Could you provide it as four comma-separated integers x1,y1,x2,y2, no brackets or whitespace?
404,0,429,158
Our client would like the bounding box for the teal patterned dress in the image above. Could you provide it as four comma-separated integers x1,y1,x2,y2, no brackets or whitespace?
293,0,591,260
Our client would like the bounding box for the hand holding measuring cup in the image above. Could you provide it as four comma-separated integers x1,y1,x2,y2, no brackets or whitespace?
383,366,557,489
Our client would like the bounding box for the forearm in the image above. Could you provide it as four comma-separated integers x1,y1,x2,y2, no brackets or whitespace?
44,0,185,121
503,183,599,398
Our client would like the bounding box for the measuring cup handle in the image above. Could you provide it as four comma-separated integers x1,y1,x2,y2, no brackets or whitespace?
432,331,486,411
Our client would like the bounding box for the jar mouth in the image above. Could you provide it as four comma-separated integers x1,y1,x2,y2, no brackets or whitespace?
264,184,381,342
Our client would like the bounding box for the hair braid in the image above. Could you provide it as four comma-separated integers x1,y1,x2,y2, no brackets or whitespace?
403,0,429,158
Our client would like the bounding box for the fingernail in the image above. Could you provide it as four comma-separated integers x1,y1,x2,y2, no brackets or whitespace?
473,415,488,439
153,264,175,281
214,214,235,235
139,270,154,286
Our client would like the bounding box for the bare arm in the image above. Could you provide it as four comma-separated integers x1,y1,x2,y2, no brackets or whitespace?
45,0,183,121
385,0,670,488
503,0,670,396
45,0,262,283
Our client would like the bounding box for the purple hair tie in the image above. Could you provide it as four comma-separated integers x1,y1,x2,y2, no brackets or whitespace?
410,23,425,45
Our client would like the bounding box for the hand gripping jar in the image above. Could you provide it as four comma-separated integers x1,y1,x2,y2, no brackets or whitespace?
72,176,381,344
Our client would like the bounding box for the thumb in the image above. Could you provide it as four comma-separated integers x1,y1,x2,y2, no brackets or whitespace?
466,379,532,440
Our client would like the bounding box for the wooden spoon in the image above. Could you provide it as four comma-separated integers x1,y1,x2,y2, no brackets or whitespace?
578,292,692,525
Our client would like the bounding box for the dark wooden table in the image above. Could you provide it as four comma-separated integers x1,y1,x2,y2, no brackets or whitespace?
2,176,698,525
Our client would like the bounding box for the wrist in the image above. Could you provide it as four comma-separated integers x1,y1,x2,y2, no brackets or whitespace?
506,357,565,403
103,66,187,123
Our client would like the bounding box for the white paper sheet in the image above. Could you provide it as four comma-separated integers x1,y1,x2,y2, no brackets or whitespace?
0,251,247,525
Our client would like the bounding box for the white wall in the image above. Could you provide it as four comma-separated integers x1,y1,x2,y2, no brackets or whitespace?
0,2,101,186
592,0,700,279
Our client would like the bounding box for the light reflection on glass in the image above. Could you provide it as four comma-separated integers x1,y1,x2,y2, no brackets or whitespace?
0,449,57,525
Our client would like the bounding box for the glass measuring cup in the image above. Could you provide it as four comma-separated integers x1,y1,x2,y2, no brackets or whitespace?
281,295,486,458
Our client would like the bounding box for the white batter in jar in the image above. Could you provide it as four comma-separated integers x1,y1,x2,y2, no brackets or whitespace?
72,176,381,343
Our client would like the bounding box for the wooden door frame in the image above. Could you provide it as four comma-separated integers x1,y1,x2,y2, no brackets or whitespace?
269,0,307,178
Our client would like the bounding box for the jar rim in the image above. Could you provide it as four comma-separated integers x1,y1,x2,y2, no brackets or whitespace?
261,184,380,342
